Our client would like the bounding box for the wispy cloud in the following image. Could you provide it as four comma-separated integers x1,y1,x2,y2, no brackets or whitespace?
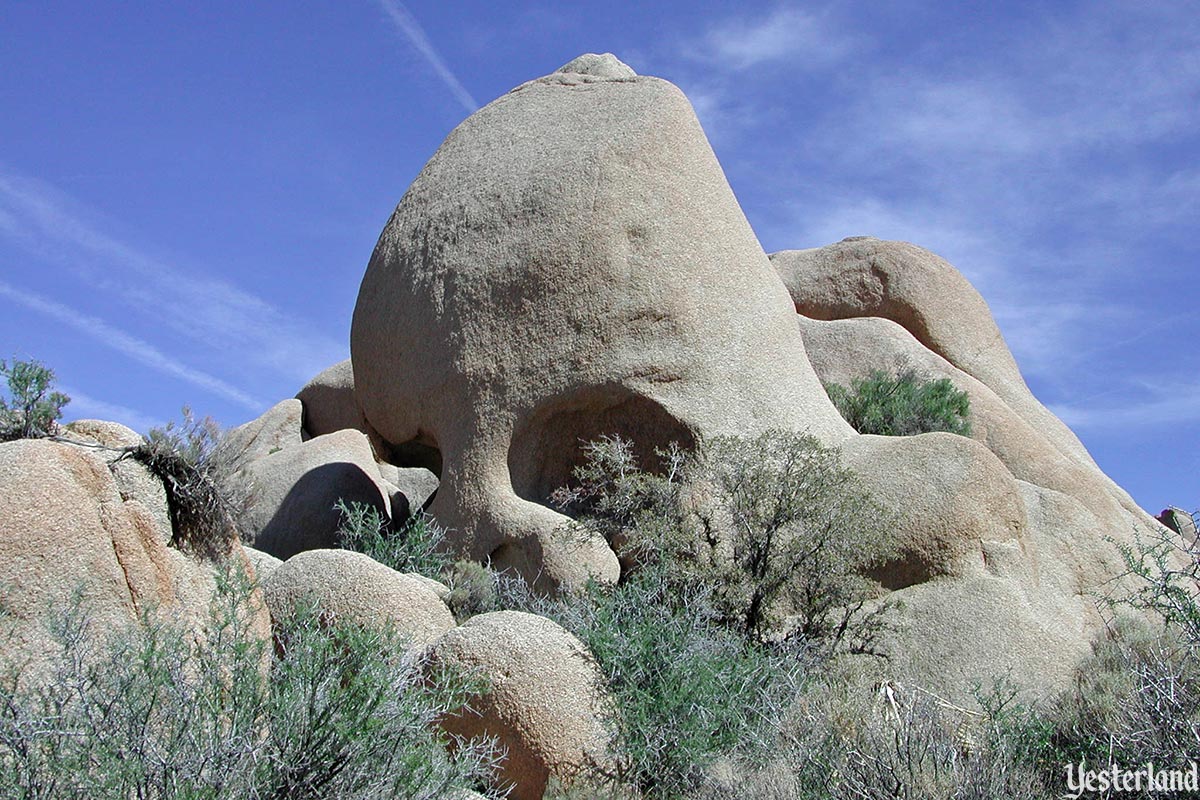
60,387,162,435
376,0,478,113
0,280,264,411
694,6,854,70
0,171,345,384
1051,385,1200,431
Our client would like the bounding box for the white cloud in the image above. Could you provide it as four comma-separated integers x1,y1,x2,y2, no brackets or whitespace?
1051,387,1200,431
376,0,479,113
698,7,853,70
0,171,346,384
0,280,264,411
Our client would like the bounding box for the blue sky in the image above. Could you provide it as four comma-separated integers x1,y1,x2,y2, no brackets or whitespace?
1,1,1196,514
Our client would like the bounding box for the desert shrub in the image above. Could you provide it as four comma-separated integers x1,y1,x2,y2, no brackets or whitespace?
0,357,69,441
825,369,971,438
512,430,901,796
445,559,499,621
690,432,894,650
130,407,241,560
1040,525,1200,790
335,499,452,578
555,431,893,654
0,570,500,800
704,673,1051,800
506,562,805,799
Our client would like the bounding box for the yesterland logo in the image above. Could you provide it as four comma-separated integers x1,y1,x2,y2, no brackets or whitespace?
1064,761,1199,797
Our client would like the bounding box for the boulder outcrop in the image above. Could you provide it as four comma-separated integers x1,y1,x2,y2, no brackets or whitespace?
351,53,850,591
233,427,391,561
0,437,268,683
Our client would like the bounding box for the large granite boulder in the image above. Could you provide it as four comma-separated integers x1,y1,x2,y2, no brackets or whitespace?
0,437,268,683
351,53,850,591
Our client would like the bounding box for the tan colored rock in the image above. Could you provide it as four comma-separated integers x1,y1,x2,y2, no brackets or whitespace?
351,54,849,591
798,314,1137,528
0,438,268,683
405,572,452,601
379,463,440,514
244,546,284,584
237,429,391,561
841,432,1027,589
64,418,144,449
1158,507,1197,540
771,237,1099,471
61,419,172,545
263,549,454,649
217,399,305,469
295,359,369,439
428,611,614,799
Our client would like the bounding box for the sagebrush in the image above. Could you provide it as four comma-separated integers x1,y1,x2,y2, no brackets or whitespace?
825,368,971,437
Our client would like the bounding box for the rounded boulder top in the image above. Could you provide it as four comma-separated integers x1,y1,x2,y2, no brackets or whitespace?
555,52,637,79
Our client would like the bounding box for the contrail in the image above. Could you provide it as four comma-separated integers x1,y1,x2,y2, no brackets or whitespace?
376,0,479,113
0,280,265,412
0,170,347,384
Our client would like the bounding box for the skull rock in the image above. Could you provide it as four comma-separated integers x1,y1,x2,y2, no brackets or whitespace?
350,54,851,590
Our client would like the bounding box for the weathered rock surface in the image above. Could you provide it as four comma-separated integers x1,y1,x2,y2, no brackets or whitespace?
235,428,391,561
0,437,268,682
780,241,1164,694
842,432,1027,590
351,53,850,590
428,611,614,799
218,398,305,468
63,418,144,449
771,237,1100,471
263,549,454,649
61,419,173,544
295,359,367,439
244,546,283,583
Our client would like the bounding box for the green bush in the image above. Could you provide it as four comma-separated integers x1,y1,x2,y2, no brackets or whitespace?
509,430,901,796
505,564,804,798
0,357,69,442
555,431,893,654
335,499,452,579
825,369,971,438
0,570,501,800
445,559,499,622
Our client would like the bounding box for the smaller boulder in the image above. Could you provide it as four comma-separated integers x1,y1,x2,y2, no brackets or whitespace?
427,611,615,800
263,549,454,650
244,547,284,584
63,419,144,449
217,399,305,470
238,428,391,560
1158,507,1197,540
295,359,367,439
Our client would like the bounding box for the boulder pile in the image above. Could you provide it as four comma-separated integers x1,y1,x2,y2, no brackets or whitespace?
3,52,1176,800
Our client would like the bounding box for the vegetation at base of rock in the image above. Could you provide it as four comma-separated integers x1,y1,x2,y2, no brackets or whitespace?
1044,524,1200,775
444,559,499,622
130,407,241,560
0,570,501,800
0,358,69,442
825,368,972,437
499,431,893,796
554,431,894,654
505,564,805,798
335,498,452,578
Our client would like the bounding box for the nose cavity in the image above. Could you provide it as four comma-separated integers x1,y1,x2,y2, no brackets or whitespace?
507,383,697,508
